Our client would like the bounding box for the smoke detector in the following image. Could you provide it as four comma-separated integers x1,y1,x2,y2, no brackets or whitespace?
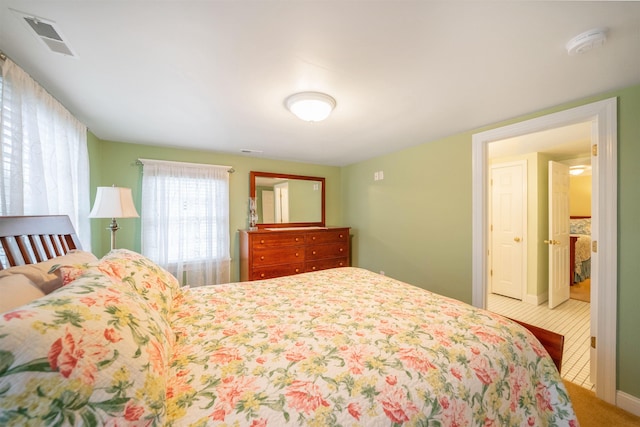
566,28,607,56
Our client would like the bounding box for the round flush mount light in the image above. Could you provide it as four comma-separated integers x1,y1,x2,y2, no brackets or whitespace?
569,165,586,175
285,91,336,122
566,28,607,56
569,165,591,176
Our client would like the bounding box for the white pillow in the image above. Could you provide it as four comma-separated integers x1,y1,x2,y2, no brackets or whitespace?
0,274,45,313
0,250,98,294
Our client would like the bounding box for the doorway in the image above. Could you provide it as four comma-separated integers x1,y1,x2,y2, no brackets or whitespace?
471,98,618,404
487,145,593,388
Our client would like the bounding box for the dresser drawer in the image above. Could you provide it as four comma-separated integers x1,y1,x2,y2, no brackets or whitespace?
306,243,348,260
240,227,350,282
306,229,349,245
252,233,306,248
305,257,349,273
252,246,305,266
251,263,305,280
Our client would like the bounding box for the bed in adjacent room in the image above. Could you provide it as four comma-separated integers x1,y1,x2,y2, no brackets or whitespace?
0,215,577,426
570,216,591,284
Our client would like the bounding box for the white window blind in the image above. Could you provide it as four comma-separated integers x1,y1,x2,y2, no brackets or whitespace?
0,57,90,249
140,158,231,286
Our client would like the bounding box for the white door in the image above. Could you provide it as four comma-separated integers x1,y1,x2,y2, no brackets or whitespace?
274,183,289,223
262,190,275,223
490,161,526,300
548,161,571,309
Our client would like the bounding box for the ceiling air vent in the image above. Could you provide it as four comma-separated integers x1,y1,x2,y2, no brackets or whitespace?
11,9,77,57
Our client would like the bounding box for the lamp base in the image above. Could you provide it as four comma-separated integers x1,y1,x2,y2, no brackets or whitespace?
107,218,119,250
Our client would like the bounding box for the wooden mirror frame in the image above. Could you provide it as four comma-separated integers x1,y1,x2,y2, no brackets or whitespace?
250,171,326,228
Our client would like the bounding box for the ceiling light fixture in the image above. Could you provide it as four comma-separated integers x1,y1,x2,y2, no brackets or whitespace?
566,28,607,56
569,165,587,176
285,92,336,122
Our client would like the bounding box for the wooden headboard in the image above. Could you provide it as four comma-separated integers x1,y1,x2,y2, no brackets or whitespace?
0,215,82,270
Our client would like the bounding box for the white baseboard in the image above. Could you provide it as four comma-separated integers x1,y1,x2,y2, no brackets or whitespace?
524,291,548,306
617,390,640,417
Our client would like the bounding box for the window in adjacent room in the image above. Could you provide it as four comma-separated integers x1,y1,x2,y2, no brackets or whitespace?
140,159,231,286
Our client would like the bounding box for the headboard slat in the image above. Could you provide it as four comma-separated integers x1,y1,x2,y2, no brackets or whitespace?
58,235,69,253
0,216,82,269
49,235,63,257
28,235,45,263
39,235,54,260
0,237,17,270
16,236,33,264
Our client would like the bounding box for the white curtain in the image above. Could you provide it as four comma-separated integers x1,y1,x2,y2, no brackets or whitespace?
140,159,231,286
0,58,90,249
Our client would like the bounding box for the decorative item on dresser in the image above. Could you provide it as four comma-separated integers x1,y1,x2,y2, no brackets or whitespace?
239,227,350,281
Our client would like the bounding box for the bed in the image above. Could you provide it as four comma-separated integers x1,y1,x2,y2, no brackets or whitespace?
0,215,577,426
570,216,591,284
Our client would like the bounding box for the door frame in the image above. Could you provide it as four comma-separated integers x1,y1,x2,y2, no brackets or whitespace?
471,98,617,404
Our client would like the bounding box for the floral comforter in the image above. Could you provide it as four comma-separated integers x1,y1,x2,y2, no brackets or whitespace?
0,250,578,426
169,268,577,426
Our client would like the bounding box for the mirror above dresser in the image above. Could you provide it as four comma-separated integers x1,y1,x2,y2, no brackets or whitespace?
242,171,349,281
250,171,325,228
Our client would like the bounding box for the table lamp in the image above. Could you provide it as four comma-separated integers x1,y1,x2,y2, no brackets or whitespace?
89,186,139,250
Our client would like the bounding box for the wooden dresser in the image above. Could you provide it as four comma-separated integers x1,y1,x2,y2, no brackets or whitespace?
239,227,350,281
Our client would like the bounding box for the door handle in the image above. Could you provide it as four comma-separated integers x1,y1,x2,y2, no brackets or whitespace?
544,239,560,245
514,237,521,242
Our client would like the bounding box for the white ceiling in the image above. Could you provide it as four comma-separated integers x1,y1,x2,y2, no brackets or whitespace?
1,1,639,166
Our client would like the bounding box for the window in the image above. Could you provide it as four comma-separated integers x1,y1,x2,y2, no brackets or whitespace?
140,159,231,286
0,57,90,248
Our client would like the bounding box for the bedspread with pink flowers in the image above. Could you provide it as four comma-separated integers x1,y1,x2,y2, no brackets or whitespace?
0,250,578,426
168,267,578,426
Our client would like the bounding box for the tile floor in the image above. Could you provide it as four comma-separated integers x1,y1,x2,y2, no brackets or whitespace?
487,292,594,390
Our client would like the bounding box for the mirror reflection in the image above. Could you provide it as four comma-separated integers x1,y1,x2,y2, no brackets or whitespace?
250,172,325,227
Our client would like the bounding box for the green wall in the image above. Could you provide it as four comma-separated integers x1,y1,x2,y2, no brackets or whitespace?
88,140,342,283
342,83,640,400
341,132,472,302
288,179,322,222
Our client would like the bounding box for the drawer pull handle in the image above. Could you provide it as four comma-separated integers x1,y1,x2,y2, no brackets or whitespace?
295,268,300,273
339,262,343,266
260,239,265,244
295,253,299,257
260,256,265,260
339,234,343,238
312,236,316,240
339,248,343,252
295,238,299,242
260,273,265,278
312,251,316,255
312,266,317,270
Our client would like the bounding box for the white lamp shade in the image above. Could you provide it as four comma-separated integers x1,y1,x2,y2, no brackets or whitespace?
89,187,139,218
286,92,336,122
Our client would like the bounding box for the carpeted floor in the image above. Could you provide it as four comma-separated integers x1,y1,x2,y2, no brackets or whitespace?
564,381,640,426
570,278,590,303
